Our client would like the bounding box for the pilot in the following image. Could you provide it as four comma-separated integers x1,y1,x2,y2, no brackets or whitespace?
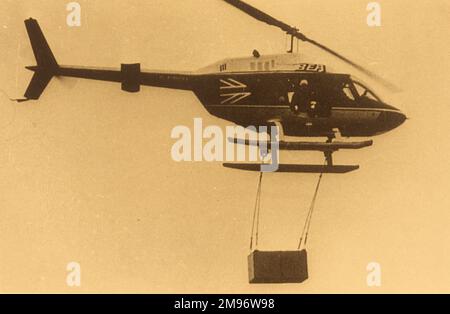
290,79,310,114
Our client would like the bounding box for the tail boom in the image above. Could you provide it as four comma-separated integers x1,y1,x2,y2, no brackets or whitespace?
21,18,195,101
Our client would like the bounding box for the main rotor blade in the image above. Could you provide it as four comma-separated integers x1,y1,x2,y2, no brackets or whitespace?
302,37,399,91
223,0,298,35
223,0,399,91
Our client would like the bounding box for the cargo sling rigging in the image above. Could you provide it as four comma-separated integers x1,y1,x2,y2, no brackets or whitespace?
298,171,324,250
249,168,324,251
250,172,264,250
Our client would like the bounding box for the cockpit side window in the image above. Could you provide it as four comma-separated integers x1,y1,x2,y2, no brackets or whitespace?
352,81,381,102
325,78,358,104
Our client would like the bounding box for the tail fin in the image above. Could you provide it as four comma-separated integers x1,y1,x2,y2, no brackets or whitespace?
20,18,59,101
25,18,58,70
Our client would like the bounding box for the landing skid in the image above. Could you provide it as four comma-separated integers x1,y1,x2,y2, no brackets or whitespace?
223,163,359,174
225,136,372,173
228,138,373,152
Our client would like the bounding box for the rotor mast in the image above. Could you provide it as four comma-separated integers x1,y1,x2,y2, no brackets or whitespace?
287,32,295,53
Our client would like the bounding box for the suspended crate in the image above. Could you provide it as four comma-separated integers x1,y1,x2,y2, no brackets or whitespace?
248,250,308,284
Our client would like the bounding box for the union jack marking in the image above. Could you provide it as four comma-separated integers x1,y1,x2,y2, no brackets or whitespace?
219,78,251,104
220,78,247,90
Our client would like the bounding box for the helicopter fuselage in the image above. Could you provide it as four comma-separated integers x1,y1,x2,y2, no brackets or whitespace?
193,70,405,137
50,53,406,138
190,53,406,137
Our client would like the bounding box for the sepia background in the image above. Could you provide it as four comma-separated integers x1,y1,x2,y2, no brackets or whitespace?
0,0,449,293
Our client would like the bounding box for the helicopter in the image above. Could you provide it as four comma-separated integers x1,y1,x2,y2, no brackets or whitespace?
18,0,406,173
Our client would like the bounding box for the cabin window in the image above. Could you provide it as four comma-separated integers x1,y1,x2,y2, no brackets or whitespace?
219,63,227,72
342,84,355,101
257,62,263,71
250,62,256,70
271,60,275,68
264,62,270,70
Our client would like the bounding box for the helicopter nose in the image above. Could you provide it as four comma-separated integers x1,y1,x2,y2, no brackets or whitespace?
379,109,407,131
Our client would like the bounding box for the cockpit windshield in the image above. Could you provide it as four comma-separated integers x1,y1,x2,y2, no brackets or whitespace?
352,80,381,102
